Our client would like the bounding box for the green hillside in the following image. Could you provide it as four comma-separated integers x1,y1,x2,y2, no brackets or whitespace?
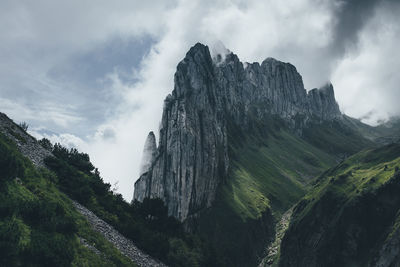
279,143,400,266
0,133,135,267
226,129,335,221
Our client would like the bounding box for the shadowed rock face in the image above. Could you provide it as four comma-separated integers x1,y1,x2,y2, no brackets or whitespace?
134,43,342,221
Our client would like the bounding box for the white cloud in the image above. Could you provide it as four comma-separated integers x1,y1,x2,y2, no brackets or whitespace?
33,132,86,150
0,97,83,127
332,4,400,125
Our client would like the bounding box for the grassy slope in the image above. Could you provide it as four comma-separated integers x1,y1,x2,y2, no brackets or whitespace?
0,133,135,267
302,118,375,157
294,144,400,224
226,129,336,220
279,143,400,267
196,117,347,266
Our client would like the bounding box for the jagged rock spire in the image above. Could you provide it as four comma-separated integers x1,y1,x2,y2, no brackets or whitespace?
139,131,157,176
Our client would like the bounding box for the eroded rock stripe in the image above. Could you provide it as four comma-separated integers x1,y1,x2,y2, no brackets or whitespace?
72,201,167,267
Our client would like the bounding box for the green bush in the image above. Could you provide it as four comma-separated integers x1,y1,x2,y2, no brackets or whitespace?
0,137,24,181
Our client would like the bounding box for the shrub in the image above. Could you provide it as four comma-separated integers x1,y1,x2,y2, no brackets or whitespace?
18,122,28,131
0,137,24,181
39,138,53,151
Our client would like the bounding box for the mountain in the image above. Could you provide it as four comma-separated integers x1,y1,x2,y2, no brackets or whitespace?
2,42,397,267
133,43,375,266
279,143,400,267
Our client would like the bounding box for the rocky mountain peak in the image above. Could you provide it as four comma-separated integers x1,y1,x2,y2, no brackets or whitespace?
134,43,343,221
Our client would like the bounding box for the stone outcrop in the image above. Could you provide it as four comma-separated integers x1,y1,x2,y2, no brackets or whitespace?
134,43,342,221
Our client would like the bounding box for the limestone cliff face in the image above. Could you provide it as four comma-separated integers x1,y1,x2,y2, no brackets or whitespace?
133,43,341,221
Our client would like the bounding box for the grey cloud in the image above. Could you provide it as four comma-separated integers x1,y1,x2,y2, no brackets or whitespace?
328,0,400,64
331,1,400,123
330,0,380,56
48,36,154,86
0,1,155,137
99,127,116,141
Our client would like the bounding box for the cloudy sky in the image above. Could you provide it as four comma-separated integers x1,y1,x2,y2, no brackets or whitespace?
1,0,399,200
